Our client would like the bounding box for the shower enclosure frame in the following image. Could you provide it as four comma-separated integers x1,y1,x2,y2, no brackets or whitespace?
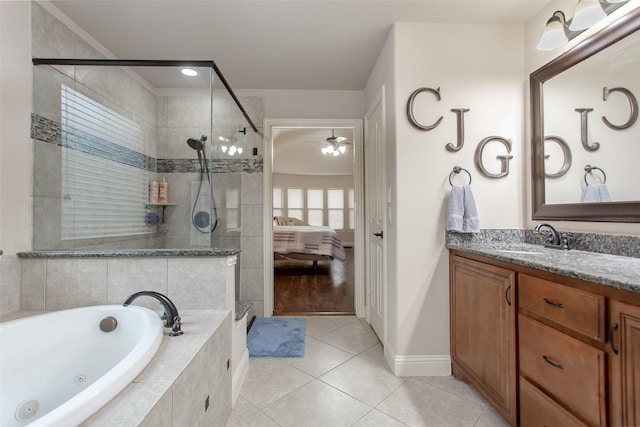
31,58,258,251
31,58,258,133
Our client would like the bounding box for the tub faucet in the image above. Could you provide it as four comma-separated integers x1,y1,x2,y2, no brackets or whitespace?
122,291,183,336
534,223,572,250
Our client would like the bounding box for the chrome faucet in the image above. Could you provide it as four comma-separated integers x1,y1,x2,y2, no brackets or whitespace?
534,223,572,250
122,291,183,336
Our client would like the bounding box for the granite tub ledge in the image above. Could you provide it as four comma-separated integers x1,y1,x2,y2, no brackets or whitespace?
447,242,640,294
17,248,241,258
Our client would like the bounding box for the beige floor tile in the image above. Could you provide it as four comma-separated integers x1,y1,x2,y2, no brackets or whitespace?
474,407,511,427
263,380,371,427
320,355,407,406
316,324,380,354
226,396,259,426
239,359,313,409
376,378,486,427
353,409,409,426
226,410,281,427
286,336,354,377
303,316,345,338
415,375,487,406
357,343,386,364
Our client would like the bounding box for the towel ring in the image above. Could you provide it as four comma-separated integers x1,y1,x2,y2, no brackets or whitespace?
449,166,472,186
584,165,606,185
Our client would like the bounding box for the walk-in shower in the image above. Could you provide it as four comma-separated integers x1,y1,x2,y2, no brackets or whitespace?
30,58,257,251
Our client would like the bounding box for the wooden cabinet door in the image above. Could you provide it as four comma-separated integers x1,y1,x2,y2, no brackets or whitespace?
450,256,517,426
610,299,640,426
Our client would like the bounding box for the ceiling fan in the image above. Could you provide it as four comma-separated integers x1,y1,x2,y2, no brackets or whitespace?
318,129,352,156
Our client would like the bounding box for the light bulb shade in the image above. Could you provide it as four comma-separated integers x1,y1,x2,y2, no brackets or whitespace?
537,11,568,50
332,150,340,156
237,147,243,154
338,145,346,153
569,0,606,31
221,145,228,153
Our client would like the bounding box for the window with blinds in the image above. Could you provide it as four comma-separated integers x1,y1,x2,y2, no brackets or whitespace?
60,84,150,240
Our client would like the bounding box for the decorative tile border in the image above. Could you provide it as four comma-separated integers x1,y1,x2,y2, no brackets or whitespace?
156,158,263,174
31,113,155,171
31,113,62,145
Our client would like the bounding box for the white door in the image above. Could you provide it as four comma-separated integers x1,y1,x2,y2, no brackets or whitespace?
364,87,386,342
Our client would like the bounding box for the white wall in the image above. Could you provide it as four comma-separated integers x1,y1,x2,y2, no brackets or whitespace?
235,89,364,120
523,0,640,235
0,1,32,255
366,22,526,370
0,1,32,317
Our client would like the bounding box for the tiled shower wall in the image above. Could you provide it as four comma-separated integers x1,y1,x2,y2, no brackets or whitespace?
29,3,266,317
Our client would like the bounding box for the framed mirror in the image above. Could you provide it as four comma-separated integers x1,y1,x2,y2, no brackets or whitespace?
531,7,640,222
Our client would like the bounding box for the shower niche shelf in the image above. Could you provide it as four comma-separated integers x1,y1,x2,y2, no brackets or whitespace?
146,203,177,225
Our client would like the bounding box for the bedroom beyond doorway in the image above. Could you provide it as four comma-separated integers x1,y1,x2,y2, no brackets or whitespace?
274,247,355,315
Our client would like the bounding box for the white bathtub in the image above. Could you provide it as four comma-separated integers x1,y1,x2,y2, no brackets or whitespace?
0,305,164,427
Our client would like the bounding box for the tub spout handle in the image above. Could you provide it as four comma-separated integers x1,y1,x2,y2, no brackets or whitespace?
169,316,183,337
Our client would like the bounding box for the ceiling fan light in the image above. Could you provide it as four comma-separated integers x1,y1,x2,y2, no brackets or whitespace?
332,150,340,156
237,147,243,154
229,146,237,155
537,11,568,50
338,145,346,153
221,145,228,153
569,0,606,31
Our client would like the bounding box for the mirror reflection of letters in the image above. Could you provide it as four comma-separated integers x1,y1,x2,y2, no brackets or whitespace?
542,29,640,205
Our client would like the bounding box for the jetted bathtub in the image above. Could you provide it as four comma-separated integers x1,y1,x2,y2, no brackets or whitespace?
0,305,164,426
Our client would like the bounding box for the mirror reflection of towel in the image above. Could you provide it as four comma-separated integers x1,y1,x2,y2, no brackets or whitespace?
581,184,612,202
447,185,480,233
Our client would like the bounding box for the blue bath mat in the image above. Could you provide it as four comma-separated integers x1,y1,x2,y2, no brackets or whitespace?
247,317,306,358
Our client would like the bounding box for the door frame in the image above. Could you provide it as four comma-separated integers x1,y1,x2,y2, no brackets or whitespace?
263,118,365,317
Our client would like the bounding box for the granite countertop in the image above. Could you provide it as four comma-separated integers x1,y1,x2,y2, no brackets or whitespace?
17,248,240,258
447,242,640,294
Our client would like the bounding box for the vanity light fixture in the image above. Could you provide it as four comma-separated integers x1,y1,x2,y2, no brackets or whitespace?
569,0,607,31
181,68,198,77
537,11,569,51
537,0,628,50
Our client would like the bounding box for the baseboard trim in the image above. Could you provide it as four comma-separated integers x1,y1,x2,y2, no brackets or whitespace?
385,344,451,377
232,348,249,405
394,354,451,377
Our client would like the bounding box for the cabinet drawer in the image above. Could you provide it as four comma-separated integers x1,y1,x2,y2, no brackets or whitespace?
520,377,586,427
519,315,606,426
519,274,605,341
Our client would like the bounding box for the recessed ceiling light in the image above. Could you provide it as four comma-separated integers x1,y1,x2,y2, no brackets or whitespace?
181,68,198,77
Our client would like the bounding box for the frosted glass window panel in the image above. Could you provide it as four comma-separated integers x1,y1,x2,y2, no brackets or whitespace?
288,209,303,221
307,189,323,208
328,210,344,230
308,210,323,226
273,208,283,217
328,189,344,209
288,188,303,209
273,187,283,209
348,188,355,230
60,84,148,240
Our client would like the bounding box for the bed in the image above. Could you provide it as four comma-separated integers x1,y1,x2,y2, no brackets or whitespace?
273,216,346,268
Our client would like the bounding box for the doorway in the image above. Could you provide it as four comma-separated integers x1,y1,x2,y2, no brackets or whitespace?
263,119,365,317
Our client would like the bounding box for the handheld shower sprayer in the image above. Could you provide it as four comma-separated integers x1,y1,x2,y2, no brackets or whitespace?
186,135,218,233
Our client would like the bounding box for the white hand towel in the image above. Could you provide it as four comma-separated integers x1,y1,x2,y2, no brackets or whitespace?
447,185,464,232
598,184,612,202
581,184,601,202
462,185,480,233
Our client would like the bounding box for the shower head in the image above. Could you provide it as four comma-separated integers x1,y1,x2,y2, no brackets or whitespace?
187,138,204,151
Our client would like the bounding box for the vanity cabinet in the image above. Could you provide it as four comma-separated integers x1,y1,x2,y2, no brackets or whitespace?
609,300,640,426
449,250,640,427
449,256,517,426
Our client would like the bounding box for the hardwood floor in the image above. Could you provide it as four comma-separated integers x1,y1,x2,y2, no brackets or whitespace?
273,247,355,316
